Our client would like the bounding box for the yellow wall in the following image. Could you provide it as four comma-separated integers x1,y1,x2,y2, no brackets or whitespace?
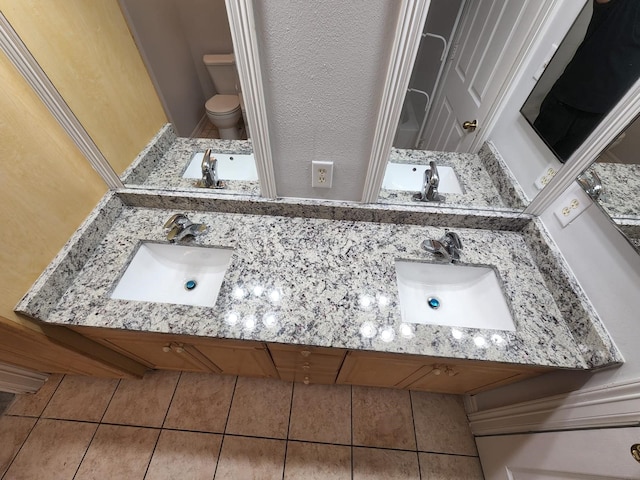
0,0,167,174
0,49,106,325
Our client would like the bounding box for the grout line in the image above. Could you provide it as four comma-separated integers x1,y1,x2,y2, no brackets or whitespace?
281,381,295,480
213,375,239,480
1,412,40,480
350,385,354,480
408,391,422,480
2,374,67,479
141,371,182,479
72,376,121,480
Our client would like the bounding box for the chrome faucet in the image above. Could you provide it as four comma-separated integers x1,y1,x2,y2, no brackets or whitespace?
412,161,444,202
422,230,462,262
164,214,208,243
197,149,225,189
577,171,603,201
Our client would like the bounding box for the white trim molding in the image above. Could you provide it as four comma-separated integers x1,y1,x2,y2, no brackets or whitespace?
0,362,48,394
526,74,640,215
361,0,431,203
0,12,123,190
468,378,640,436
225,0,278,199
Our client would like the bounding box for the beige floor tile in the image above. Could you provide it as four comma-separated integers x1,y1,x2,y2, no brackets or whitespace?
284,441,351,480
75,424,159,479
145,429,222,480
225,376,292,439
163,372,235,433
419,452,484,479
215,435,285,479
5,374,63,417
0,415,37,476
352,385,416,450
102,370,180,427
42,375,118,422
411,392,477,455
353,447,420,480
4,418,97,479
288,383,351,444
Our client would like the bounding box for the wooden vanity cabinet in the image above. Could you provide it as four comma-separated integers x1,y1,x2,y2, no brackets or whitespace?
336,350,548,395
71,327,278,379
267,343,347,385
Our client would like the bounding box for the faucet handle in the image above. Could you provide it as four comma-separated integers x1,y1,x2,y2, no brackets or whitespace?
444,230,462,250
164,213,189,229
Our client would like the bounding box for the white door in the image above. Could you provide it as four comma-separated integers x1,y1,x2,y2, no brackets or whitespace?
477,427,640,479
422,0,550,152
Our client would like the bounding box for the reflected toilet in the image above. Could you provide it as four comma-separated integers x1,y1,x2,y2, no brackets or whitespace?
203,54,243,140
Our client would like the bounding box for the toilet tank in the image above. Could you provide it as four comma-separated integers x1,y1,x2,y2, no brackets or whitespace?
203,54,238,95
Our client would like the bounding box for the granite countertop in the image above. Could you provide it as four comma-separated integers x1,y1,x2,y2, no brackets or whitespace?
381,149,506,208
16,191,622,370
380,143,530,211
120,124,259,196
121,124,530,212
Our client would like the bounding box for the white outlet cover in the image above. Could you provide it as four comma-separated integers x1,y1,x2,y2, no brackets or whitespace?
312,160,333,188
553,184,592,228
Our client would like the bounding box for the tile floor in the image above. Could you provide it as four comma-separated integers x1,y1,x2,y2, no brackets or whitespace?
0,371,484,479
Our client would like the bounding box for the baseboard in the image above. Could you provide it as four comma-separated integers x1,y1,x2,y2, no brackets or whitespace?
0,362,48,394
469,378,640,436
190,114,209,138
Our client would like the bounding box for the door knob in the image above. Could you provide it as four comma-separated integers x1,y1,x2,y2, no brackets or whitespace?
631,444,640,463
462,120,477,131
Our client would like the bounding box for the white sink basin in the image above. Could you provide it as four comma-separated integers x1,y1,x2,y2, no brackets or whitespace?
183,152,258,181
111,243,233,307
383,162,463,193
395,260,515,331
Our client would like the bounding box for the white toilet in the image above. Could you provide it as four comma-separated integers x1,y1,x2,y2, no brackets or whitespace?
203,54,243,140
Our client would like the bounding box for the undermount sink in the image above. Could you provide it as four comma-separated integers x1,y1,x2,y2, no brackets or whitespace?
395,260,515,331
111,242,233,307
382,162,463,193
183,152,258,181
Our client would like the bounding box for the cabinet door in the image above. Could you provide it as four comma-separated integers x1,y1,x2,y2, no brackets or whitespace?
401,363,534,395
336,351,425,388
193,339,279,378
97,337,211,372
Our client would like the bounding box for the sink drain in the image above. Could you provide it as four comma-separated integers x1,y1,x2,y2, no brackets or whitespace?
185,280,197,291
427,296,441,309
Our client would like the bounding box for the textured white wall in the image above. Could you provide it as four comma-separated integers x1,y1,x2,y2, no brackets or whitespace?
253,0,402,201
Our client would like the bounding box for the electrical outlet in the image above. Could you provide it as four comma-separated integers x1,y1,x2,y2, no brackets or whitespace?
534,165,558,190
553,187,591,228
312,160,333,188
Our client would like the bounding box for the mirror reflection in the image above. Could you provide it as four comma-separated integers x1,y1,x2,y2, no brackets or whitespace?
579,114,640,250
379,0,534,212
521,0,640,163
118,0,257,195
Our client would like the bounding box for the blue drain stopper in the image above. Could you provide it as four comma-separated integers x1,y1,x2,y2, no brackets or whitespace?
427,297,440,309
185,280,197,290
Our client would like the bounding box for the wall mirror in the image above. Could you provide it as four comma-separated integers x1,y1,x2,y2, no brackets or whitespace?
377,0,554,212
579,114,640,251
518,0,640,251
118,0,260,196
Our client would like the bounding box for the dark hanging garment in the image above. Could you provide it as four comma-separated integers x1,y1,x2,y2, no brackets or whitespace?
551,0,640,114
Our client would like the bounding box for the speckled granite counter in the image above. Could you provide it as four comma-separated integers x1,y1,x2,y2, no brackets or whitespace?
16,191,621,370
122,124,529,211
121,124,258,195
582,162,640,252
381,142,529,210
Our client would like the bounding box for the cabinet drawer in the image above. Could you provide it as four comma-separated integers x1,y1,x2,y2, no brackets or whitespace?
277,368,339,385
268,343,346,371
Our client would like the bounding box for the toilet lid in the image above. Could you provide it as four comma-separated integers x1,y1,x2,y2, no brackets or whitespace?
206,95,240,115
